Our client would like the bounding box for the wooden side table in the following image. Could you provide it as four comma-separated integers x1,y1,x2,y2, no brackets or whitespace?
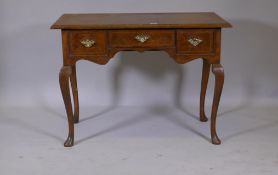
51,13,232,147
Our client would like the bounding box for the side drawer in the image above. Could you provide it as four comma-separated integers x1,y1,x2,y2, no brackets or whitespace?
177,29,215,54
69,30,107,55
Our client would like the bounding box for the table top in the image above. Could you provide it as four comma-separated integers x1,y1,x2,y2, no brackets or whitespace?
51,12,232,29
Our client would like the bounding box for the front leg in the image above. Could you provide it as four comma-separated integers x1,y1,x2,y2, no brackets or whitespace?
70,65,79,123
59,66,74,147
211,64,224,145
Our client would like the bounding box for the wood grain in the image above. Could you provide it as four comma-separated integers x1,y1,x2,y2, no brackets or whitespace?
51,12,232,29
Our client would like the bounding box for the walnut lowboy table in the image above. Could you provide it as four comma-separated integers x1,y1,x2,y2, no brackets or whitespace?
51,13,231,147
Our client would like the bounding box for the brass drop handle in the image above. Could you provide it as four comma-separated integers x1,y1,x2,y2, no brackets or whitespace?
80,39,96,48
135,34,150,43
188,37,203,47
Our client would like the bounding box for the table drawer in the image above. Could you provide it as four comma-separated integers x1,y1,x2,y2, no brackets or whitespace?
69,31,107,55
109,30,175,48
177,30,214,54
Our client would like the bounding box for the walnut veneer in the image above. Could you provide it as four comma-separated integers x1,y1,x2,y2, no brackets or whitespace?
51,12,231,147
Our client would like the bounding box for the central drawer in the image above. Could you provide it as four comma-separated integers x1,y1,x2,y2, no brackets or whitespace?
109,30,175,48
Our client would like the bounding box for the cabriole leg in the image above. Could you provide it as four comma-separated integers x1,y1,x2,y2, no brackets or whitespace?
70,64,79,123
59,66,74,147
211,64,224,145
200,59,211,122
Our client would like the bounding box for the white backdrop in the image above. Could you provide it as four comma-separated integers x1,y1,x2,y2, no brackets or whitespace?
1,0,278,108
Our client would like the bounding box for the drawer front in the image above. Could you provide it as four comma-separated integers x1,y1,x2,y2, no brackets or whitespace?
109,30,175,48
177,30,214,54
69,31,107,55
